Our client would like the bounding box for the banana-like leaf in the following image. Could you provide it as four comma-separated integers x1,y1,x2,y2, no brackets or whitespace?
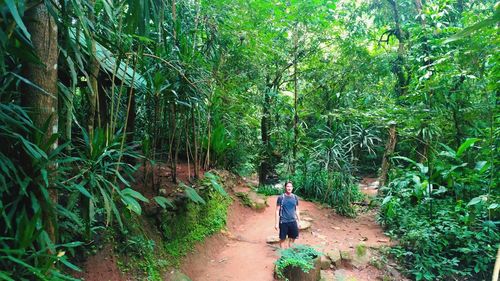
68,29,146,91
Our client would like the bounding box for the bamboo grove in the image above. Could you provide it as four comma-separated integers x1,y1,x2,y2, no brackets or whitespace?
0,0,498,280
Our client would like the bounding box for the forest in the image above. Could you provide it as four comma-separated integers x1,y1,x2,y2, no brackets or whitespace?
0,0,498,280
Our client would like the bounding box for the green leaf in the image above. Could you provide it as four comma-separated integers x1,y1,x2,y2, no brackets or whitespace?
488,203,499,210
444,9,500,43
5,0,31,40
57,241,85,248
0,271,15,281
6,256,47,280
122,188,149,203
467,196,485,207
210,179,227,196
58,256,82,272
392,156,418,167
122,196,142,215
475,161,490,174
456,138,480,157
185,186,206,204
204,171,218,180
153,196,174,208
381,196,393,205
41,168,48,187
74,183,93,199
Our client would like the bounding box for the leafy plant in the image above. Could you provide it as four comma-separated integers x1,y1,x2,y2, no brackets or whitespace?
275,244,322,280
379,138,498,280
257,184,283,196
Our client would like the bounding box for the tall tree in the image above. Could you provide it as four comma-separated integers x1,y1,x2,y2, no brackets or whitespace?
21,0,59,248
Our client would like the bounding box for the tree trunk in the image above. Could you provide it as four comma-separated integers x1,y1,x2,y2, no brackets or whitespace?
292,23,299,168
192,106,199,178
259,87,271,184
387,0,408,98
379,123,397,189
87,0,100,135
22,0,59,249
125,88,136,161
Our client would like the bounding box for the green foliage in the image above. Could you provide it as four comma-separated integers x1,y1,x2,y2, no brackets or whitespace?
115,215,168,281
355,243,367,257
275,244,322,280
1,0,498,278
379,138,499,280
257,185,283,196
161,191,231,267
0,103,82,280
235,192,253,207
0,103,145,279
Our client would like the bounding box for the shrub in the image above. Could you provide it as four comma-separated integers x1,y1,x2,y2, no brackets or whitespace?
275,244,322,280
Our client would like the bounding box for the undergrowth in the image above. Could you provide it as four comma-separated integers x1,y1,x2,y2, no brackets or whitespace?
161,191,231,267
378,139,499,280
275,244,321,280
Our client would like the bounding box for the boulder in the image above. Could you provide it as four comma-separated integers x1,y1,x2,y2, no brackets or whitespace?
299,220,312,230
325,250,341,267
266,235,280,244
277,256,321,281
320,270,335,281
340,250,353,263
247,191,268,210
320,255,331,270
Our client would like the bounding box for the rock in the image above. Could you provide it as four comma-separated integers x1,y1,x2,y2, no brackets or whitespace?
266,236,280,244
320,255,331,270
235,190,267,210
277,256,321,281
299,220,312,230
168,270,192,281
247,191,268,210
325,250,341,267
340,250,353,263
320,269,335,281
302,216,314,222
334,269,348,280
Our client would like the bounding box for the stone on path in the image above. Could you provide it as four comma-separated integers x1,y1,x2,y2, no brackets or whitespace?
235,190,267,210
299,220,312,230
302,216,314,222
320,269,335,281
325,250,342,267
340,250,353,263
333,269,348,281
320,255,331,270
266,235,280,244
168,270,192,281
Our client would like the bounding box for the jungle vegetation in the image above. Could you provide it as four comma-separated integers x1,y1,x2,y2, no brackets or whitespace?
0,0,498,280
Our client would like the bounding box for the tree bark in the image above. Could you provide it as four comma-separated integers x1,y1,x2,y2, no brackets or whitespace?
387,0,408,98
379,123,397,189
22,0,59,249
192,106,199,178
292,23,299,168
259,86,272,184
87,0,100,135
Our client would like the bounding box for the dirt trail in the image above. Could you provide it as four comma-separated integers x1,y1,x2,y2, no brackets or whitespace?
179,178,397,281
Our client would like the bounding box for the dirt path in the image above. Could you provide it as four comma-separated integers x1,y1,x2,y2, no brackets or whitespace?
178,179,399,281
